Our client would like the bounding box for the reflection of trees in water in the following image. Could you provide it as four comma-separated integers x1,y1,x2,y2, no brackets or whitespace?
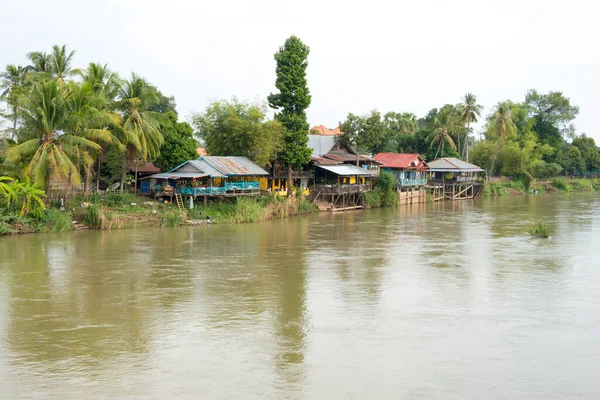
194,219,311,388
308,210,395,306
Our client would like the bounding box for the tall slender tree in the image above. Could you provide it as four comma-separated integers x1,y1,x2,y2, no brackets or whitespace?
426,107,459,159
457,93,482,161
116,73,163,191
267,36,312,195
0,65,27,139
489,102,517,176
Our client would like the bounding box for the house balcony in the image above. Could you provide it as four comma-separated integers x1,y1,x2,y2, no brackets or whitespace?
273,170,314,180
396,178,427,186
311,183,372,195
176,182,260,196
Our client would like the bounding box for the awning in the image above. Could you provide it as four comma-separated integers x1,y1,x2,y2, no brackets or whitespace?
139,172,209,180
315,164,375,177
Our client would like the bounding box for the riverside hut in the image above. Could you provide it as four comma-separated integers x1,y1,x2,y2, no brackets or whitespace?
428,157,484,201
374,153,429,187
142,156,269,200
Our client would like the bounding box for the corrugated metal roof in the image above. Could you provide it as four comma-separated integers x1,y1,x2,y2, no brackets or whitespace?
428,157,484,172
316,164,375,176
141,172,208,180
307,135,337,158
187,159,227,178
201,156,269,176
374,153,428,170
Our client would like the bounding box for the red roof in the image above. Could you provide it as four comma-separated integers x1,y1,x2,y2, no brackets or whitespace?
309,125,343,136
128,162,160,173
374,153,429,170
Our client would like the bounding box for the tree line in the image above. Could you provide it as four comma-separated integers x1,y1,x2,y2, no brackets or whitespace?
0,45,197,197
2,39,599,206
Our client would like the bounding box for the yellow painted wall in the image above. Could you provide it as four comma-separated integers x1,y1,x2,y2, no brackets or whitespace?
260,177,268,190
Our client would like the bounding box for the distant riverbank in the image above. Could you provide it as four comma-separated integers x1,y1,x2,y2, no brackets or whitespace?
1,177,599,237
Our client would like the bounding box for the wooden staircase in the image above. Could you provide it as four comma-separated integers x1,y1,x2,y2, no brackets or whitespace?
175,193,185,211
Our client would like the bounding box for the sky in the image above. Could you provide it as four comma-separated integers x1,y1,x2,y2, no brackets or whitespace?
1,0,599,141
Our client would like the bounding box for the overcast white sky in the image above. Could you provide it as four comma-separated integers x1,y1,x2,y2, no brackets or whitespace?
1,0,599,141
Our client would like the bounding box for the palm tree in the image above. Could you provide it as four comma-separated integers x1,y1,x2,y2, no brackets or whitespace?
489,102,517,176
457,93,483,161
427,107,459,159
26,51,52,81
6,80,101,194
0,65,28,139
48,45,78,86
65,81,121,196
116,73,163,191
80,62,121,103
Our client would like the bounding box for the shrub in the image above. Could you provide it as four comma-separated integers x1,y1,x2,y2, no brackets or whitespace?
41,209,73,233
162,210,185,227
83,205,102,229
529,222,552,238
552,178,572,192
592,179,600,191
0,221,13,235
105,194,124,207
570,179,593,192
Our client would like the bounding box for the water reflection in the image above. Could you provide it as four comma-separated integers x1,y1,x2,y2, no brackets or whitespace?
0,193,599,399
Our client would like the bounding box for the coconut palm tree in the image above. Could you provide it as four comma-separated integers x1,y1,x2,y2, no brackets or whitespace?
457,93,483,161
489,102,517,176
116,73,163,191
65,81,121,196
6,80,102,194
49,45,78,87
0,64,28,139
80,62,121,104
426,107,459,159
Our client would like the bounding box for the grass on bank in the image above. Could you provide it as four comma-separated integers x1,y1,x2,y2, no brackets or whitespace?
483,177,600,197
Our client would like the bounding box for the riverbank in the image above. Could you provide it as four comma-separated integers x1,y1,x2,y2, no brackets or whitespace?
2,177,599,236
482,177,600,197
0,192,318,235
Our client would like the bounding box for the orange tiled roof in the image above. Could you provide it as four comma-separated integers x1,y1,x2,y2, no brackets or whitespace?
309,125,343,136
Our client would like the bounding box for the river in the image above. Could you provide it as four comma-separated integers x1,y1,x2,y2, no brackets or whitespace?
1,193,599,399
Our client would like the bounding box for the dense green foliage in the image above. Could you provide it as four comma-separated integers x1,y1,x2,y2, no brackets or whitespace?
154,112,197,171
338,110,385,164
0,44,188,195
268,36,313,171
362,171,398,208
192,99,284,167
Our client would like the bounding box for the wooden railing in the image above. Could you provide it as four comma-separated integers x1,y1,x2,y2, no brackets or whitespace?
177,182,260,195
273,170,314,179
311,183,371,195
396,178,427,186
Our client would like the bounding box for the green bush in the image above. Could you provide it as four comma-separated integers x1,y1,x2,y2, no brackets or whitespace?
529,222,552,238
105,194,124,206
482,182,508,197
41,209,73,233
162,210,185,227
592,179,600,191
552,178,572,192
83,205,102,229
362,190,383,207
570,179,593,192
0,221,13,235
